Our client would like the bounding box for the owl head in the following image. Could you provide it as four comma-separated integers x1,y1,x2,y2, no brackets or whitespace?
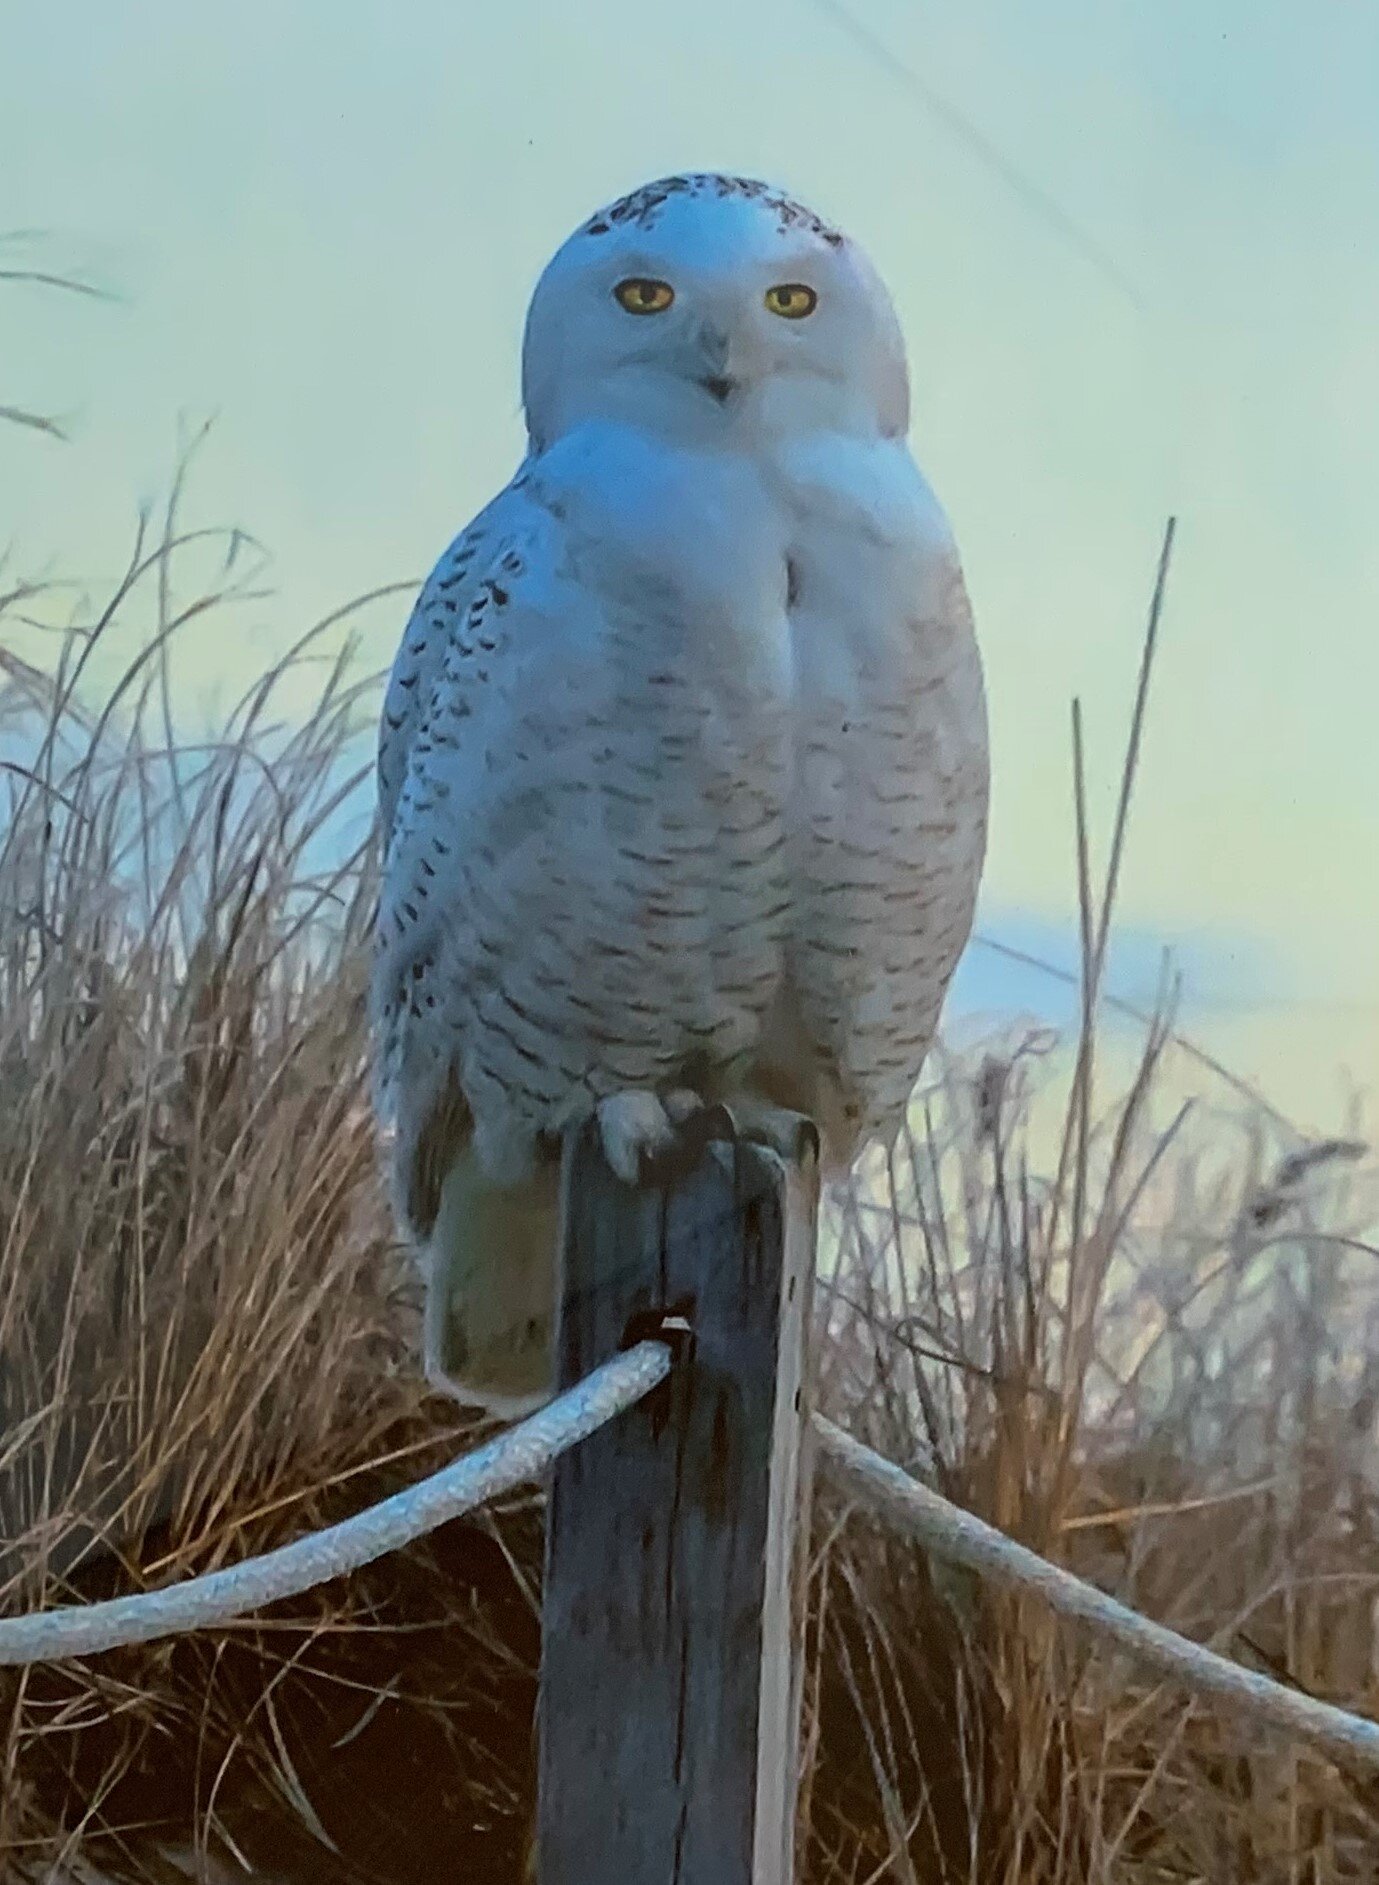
520,174,909,451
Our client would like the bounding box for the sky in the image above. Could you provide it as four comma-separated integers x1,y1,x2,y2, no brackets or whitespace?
3,0,1377,1131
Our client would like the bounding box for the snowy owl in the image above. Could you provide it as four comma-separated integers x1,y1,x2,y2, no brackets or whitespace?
373,173,989,1414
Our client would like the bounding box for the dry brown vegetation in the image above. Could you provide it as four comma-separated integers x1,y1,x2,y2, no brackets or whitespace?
0,515,1377,1882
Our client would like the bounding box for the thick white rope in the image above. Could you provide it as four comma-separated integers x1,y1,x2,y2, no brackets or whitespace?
4,1349,1377,1776
813,1413,1379,1772
0,1342,671,1667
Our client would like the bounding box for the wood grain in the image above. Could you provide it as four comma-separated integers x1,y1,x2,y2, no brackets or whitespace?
537,1112,818,1883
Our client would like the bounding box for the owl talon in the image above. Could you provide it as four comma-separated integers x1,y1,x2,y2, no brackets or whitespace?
644,1098,736,1182
596,1091,677,1184
663,1087,706,1127
596,1089,737,1186
719,1100,819,1166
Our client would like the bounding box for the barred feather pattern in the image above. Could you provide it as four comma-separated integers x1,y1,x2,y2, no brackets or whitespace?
374,424,986,1206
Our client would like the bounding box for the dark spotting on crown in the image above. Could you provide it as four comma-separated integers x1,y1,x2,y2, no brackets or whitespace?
583,173,845,247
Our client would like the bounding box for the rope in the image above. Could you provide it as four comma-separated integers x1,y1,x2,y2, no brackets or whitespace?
813,1413,1379,1773
5,1340,1377,1777
0,1342,670,1667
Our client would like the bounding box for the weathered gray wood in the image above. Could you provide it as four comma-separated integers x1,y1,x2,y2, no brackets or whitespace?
538,1111,818,1885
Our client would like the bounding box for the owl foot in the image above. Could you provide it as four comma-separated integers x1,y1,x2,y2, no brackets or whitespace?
596,1090,678,1184
662,1087,707,1127
595,1088,730,1186
717,1099,820,1166
698,1100,820,1212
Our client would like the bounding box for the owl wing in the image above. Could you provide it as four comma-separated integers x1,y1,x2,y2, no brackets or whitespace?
376,466,534,843
374,461,662,1234
373,462,549,1150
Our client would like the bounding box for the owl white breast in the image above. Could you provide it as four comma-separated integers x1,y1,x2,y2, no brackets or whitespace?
374,172,988,1230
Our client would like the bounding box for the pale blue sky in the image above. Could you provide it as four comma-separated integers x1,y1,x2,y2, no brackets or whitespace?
4,0,1377,1124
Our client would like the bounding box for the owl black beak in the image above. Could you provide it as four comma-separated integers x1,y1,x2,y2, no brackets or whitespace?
693,324,737,405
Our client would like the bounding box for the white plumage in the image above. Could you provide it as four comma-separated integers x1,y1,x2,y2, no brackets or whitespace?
373,174,988,1412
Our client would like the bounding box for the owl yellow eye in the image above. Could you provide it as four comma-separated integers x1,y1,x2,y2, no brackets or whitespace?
614,277,675,315
764,282,818,319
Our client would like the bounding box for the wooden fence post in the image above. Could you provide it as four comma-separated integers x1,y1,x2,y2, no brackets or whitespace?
537,1110,819,1884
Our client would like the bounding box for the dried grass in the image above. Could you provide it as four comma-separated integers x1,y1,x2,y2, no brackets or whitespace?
0,511,1375,1882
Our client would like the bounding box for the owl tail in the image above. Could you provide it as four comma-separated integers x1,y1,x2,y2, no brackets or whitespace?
422,1149,559,1418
